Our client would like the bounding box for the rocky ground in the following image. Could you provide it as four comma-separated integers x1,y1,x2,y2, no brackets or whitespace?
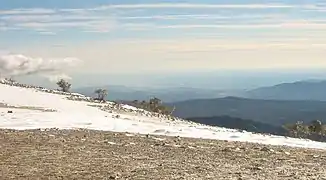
1,129,326,180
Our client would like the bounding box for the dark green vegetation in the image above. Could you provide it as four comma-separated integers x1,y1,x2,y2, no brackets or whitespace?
187,116,288,136
186,116,326,142
121,98,175,115
283,120,326,142
168,96,326,126
246,80,326,101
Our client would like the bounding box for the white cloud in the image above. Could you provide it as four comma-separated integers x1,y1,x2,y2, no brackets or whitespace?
93,3,303,10
120,14,284,20
0,3,324,74
159,24,282,29
0,3,324,34
123,22,326,30
109,39,326,51
10,19,117,33
39,31,57,35
0,26,20,31
12,38,326,74
0,8,56,15
0,8,117,33
0,14,104,22
1,3,315,16
0,54,81,80
44,73,72,82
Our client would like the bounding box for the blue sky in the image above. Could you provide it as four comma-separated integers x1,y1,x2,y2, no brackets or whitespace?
1,0,326,78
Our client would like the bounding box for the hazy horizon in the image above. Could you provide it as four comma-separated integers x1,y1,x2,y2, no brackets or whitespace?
13,69,326,90
1,0,325,89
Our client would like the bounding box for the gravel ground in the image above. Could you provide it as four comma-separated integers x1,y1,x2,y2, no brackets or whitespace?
1,129,326,180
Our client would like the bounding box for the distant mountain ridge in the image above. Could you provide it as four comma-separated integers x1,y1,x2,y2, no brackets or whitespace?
245,80,326,101
74,79,326,102
74,85,242,103
187,115,288,136
168,96,326,126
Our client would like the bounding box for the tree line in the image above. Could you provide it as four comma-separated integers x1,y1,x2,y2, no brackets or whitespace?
129,98,175,115
283,120,326,142
56,79,174,115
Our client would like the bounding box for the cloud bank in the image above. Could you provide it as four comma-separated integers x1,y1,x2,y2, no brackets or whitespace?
0,2,325,34
0,54,81,81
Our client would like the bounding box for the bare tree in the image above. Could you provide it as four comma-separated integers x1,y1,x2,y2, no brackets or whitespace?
56,79,71,92
94,88,108,102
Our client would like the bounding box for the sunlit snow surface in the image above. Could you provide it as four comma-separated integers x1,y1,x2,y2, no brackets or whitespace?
0,82,326,149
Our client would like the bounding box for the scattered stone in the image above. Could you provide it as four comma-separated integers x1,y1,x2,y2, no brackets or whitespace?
108,173,120,179
222,147,232,152
2,129,326,179
261,147,274,152
252,166,263,171
239,147,246,150
125,133,135,137
107,141,117,145
187,146,196,149
284,151,291,155
153,129,166,133
152,137,166,141
154,142,163,146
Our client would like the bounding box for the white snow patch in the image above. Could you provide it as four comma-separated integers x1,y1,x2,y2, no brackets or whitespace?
152,137,166,141
0,83,326,150
125,133,135,137
107,141,116,145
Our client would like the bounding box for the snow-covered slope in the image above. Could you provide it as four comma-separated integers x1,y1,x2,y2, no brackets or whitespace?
1,81,326,149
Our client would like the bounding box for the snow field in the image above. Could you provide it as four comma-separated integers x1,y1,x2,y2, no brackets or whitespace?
1,83,326,149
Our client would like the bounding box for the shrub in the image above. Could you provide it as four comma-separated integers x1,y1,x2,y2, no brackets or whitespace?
130,97,174,115
309,120,322,134
283,120,326,142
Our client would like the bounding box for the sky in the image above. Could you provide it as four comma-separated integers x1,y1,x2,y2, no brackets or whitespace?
0,0,326,87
